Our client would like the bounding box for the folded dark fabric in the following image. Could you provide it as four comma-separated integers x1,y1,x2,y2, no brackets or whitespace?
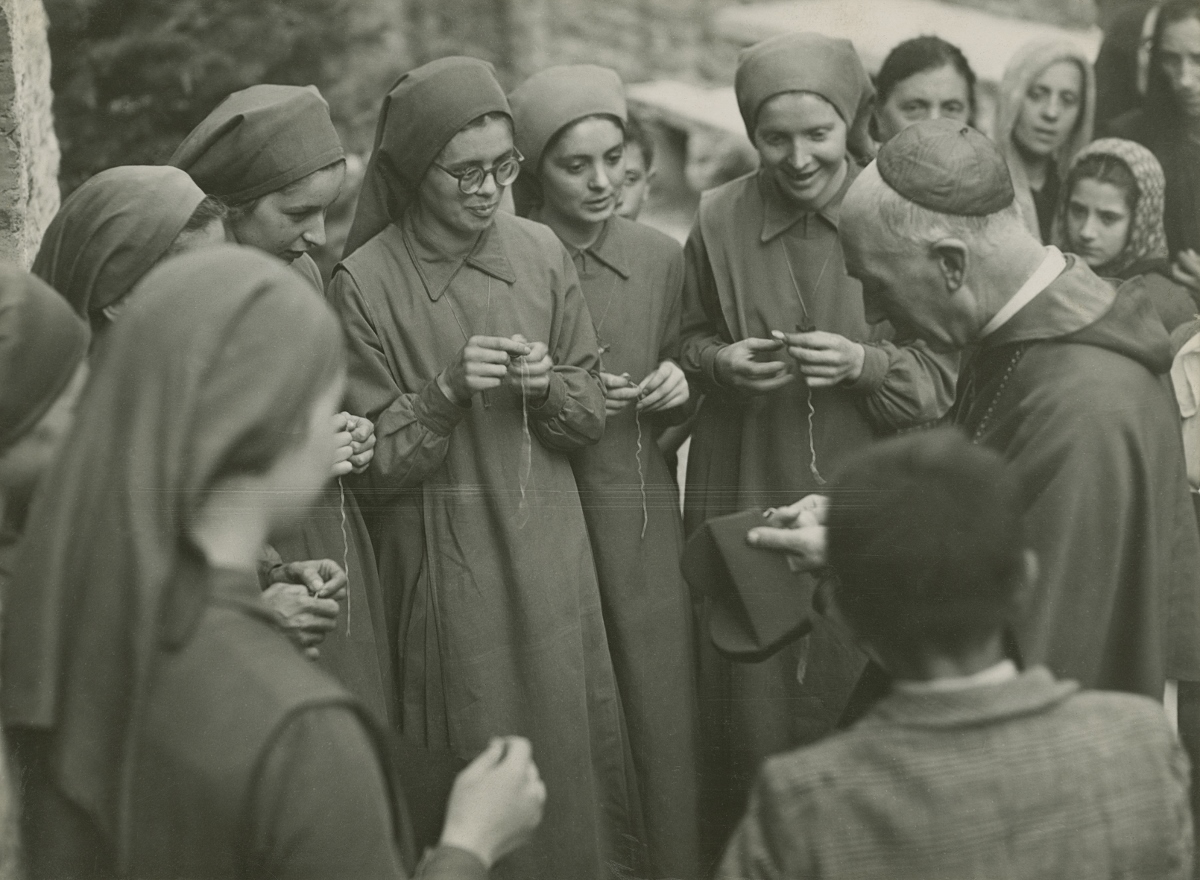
682,508,817,662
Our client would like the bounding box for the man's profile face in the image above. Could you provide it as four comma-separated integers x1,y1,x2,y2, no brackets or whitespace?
840,214,961,352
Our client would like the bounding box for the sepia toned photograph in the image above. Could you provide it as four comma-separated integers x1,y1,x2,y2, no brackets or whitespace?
0,0,1197,876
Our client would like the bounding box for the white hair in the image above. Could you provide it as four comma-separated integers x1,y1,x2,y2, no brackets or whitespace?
845,162,1027,249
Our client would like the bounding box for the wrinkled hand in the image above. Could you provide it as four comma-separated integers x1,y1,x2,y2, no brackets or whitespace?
773,330,865,388
714,338,794,393
506,335,553,404
600,372,641,416
345,414,376,474
330,411,355,478
261,581,340,659
637,360,689,413
439,336,532,406
746,494,829,570
440,736,546,868
1172,249,1200,294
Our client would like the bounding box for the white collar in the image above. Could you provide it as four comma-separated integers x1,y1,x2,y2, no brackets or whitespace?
893,659,1019,695
979,246,1067,339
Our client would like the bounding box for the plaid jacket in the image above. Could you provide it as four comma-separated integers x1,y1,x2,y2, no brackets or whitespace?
719,667,1192,879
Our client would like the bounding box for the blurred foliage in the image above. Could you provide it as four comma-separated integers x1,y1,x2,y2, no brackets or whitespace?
45,0,411,194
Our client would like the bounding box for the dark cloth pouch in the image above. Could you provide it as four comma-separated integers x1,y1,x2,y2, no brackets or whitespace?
682,508,818,662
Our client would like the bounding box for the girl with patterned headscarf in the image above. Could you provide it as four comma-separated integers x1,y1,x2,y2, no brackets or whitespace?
1057,137,1198,330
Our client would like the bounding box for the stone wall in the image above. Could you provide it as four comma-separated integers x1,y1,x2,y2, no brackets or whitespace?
0,0,58,268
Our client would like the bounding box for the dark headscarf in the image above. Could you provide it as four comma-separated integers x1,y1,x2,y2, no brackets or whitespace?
734,32,875,161
509,64,627,170
31,166,206,319
343,57,510,257
2,244,344,869
170,84,345,203
0,268,89,453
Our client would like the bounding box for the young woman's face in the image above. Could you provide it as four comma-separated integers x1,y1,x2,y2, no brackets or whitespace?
1012,60,1084,159
1065,177,1133,272
539,116,625,233
874,64,972,143
229,162,346,263
418,116,515,240
754,91,848,211
1160,16,1200,119
616,141,652,220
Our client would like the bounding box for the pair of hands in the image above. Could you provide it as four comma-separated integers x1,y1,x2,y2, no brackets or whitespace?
600,360,689,416
261,559,347,659
441,736,546,869
332,412,375,478
714,332,865,394
746,494,829,570
439,335,553,407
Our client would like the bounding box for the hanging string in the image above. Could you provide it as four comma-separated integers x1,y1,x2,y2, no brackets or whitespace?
805,391,825,486
337,475,351,636
634,404,648,539
517,355,532,527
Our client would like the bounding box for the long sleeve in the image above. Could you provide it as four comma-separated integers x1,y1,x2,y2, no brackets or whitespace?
329,268,467,491
246,707,407,879
679,223,733,392
716,764,817,880
847,335,958,432
650,244,693,430
527,248,606,451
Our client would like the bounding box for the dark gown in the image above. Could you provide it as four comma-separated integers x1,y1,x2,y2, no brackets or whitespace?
11,567,493,880
953,257,1200,695
563,216,700,879
679,165,958,856
329,210,639,880
271,252,397,727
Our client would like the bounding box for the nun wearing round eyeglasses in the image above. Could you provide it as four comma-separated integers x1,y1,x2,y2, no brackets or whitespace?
330,58,638,880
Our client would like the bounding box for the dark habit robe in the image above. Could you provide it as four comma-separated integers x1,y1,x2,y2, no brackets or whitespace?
564,215,701,879
955,255,1200,695
329,210,639,880
679,164,958,853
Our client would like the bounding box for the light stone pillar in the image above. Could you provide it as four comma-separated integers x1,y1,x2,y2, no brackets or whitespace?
0,0,59,269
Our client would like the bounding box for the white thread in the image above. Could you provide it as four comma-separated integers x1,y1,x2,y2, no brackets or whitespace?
634,406,648,539
337,476,351,635
517,356,532,527
806,390,825,486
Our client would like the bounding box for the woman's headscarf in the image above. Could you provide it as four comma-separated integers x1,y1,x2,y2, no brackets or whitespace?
31,166,206,319
2,244,344,869
0,268,88,453
343,57,511,257
1054,137,1169,277
996,41,1096,238
734,32,876,163
509,65,627,170
170,84,345,203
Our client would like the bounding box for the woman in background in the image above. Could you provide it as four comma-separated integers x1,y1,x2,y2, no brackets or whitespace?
995,41,1095,242
1057,137,1197,330
510,63,698,879
870,35,977,144
172,84,395,724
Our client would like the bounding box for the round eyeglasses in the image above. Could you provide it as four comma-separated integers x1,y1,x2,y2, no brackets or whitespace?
433,150,523,195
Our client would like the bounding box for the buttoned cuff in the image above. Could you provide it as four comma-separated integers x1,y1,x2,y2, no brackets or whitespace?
700,342,729,388
526,370,567,419
845,344,888,394
417,845,489,880
415,377,471,436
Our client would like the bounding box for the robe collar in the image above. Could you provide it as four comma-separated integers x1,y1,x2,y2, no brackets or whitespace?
568,218,631,279
402,210,517,301
758,159,857,243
